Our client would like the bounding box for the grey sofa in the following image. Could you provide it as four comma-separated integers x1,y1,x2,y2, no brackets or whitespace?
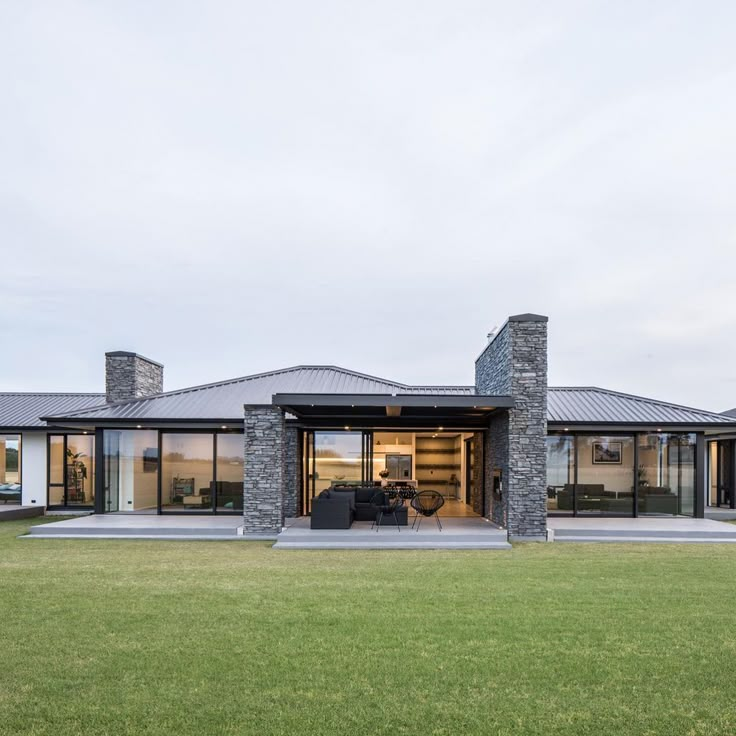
0,484,21,504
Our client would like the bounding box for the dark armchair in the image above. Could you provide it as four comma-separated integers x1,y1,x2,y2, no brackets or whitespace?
310,490,354,529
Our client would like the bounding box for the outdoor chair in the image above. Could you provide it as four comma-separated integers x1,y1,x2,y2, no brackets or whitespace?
370,492,404,532
410,490,445,531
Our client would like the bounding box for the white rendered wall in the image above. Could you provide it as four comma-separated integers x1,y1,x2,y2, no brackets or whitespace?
21,432,47,507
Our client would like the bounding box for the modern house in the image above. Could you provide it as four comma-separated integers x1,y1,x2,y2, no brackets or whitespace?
2,313,736,540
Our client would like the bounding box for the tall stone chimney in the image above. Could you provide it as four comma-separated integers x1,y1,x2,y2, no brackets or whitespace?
105,351,163,403
475,313,548,540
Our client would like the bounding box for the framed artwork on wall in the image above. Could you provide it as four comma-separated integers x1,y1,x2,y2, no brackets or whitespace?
592,441,622,464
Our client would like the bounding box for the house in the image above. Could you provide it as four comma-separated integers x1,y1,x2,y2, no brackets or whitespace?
2,314,736,540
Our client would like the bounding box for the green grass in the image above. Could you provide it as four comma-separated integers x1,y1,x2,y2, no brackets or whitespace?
1,518,735,736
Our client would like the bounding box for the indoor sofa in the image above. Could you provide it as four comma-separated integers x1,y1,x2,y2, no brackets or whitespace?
0,484,21,504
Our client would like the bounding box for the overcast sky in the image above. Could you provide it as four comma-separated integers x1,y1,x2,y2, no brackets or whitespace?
2,1,735,411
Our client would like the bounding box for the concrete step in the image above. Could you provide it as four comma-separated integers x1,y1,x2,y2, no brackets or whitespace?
28,525,241,538
24,533,251,541
552,528,736,540
273,529,511,550
274,539,512,550
553,534,736,544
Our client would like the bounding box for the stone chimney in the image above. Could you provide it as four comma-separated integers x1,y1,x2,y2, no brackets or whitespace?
105,351,163,403
475,313,549,540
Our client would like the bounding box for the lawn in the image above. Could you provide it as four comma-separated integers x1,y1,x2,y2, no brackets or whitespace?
1,518,735,736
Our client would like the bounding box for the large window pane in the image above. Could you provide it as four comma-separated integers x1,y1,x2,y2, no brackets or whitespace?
576,436,635,516
49,435,64,485
638,433,696,516
161,434,214,512
48,435,65,506
215,434,244,512
104,430,159,513
313,432,363,495
66,435,95,505
546,435,574,515
0,434,22,502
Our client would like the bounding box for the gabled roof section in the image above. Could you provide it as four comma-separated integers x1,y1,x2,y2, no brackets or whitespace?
0,393,105,428
548,387,736,426
722,408,736,418
43,366,475,423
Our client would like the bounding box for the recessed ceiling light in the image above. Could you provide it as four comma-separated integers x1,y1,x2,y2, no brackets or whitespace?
221,425,227,430
136,425,142,429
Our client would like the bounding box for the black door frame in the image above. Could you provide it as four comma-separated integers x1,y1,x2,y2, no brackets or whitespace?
46,432,96,510
713,439,736,509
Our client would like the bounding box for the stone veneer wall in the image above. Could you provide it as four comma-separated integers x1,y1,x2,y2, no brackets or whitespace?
105,352,163,402
486,411,509,526
283,425,299,519
243,406,285,536
476,314,548,539
469,432,484,516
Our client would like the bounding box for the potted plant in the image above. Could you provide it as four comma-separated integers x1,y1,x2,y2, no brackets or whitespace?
66,449,88,502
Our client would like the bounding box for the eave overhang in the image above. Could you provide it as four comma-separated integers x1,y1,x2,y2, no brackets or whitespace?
271,393,514,427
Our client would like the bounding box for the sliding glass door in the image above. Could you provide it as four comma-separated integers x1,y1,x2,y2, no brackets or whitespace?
161,433,215,513
301,430,371,515
101,429,243,514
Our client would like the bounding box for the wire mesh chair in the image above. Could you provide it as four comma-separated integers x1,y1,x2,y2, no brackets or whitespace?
410,491,444,531
370,492,404,532
397,487,417,502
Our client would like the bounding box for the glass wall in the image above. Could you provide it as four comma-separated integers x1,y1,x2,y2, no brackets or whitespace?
0,434,21,502
303,431,365,514
638,433,696,516
47,434,95,507
161,433,215,513
546,435,574,515
547,431,699,517
576,436,635,516
215,434,244,512
101,430,242,513
103,430,159,513
313,432,363,494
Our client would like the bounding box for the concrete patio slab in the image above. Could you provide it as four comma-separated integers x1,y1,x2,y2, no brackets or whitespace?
24,514,247,541
548,517,736,543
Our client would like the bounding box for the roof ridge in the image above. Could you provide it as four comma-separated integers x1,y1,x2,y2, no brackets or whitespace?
550,386,728,419
44,365,415,418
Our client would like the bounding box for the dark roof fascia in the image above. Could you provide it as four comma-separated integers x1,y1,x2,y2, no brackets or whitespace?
547,421,736,432
271,393,514,409
40,417,246,427
0,426,55,433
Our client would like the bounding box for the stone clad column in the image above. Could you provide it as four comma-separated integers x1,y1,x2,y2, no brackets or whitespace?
243,405,286,536
283,425,299,519
476,314,548,540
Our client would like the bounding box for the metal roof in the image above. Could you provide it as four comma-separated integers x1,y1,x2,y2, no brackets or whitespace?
0,393,105,428
8,367,734,428
548,387,736,426
723,408,736,418
42,366,475,423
